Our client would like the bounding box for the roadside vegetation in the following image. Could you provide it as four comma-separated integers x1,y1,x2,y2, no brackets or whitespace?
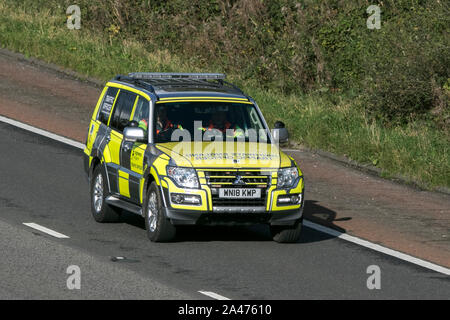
0,0,448,189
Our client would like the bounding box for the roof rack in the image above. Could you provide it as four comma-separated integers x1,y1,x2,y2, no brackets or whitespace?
114,73,245,97
128,72,226,80
114,75,156,93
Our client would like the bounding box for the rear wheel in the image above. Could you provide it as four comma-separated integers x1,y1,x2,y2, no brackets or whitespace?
270,220,302,243
90,165,120,222
144,182,176,242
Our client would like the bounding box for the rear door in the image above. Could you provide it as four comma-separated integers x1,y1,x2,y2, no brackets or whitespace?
85,86,119,161
84,86,119,179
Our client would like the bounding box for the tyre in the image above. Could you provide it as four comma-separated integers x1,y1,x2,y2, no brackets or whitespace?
144,181,176,242
270,220,302,243
90,165,120,222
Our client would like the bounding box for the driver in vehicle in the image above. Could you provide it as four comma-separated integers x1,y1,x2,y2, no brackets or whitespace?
156,106,174,134
154,105,183,141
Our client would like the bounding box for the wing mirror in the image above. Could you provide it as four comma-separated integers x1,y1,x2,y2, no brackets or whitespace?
123,126,146,143
272,121,289,146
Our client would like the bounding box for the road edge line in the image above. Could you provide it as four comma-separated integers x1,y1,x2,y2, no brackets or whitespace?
304,220,450,276
198,291,231,300
0,115,85,150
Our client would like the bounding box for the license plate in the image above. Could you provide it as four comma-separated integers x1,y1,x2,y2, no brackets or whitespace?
219,188,261,199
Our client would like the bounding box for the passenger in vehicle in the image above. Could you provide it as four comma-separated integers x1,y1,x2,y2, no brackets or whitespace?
199,110,243,138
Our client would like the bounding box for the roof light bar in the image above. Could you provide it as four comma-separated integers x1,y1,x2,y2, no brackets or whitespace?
128,72,226,80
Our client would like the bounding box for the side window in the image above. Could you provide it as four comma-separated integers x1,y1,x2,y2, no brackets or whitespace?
249,107,263,131
97,87,119,125
132,97,150,125
248,106,268,142
110,90,137,132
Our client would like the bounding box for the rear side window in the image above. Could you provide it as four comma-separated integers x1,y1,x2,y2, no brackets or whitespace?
110,90,137,132
98,87,119,125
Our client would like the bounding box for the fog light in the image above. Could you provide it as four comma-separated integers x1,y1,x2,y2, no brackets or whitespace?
277,194,302,206
183,195,201,204
170,193,201,205
278,197,291,204
291,195,301,204
171,194,184,204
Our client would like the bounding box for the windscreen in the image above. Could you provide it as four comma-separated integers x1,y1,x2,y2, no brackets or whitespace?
150,102,271,143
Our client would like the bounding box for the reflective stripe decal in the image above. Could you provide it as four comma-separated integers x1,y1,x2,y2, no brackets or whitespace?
129,95,139,121
118,170,130,198
139,177,145,204
106,163,118,194
129,175,140,203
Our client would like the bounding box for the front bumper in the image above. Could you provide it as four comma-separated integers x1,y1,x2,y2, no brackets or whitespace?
159,169,304,226
163,200,304,226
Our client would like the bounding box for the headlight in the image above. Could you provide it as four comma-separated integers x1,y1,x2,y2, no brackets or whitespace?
166,166,199,189
277,167,299,188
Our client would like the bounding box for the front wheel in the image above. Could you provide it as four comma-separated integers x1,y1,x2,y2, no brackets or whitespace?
144,182,176,242
270,220,302,243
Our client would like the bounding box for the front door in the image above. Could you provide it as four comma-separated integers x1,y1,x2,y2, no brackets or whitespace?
107,89,137,198
121,96,150,204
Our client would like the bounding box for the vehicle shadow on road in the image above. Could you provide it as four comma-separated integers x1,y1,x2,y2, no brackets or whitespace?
303,200,349,234
119,200,345,244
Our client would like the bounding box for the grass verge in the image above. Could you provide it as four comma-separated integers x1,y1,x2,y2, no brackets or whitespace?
0,2,448,189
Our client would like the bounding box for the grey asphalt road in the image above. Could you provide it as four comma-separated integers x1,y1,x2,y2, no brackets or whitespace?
0,121,449,300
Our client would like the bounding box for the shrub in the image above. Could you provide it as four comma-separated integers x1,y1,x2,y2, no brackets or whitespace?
362,1,449,124
8,0,449,126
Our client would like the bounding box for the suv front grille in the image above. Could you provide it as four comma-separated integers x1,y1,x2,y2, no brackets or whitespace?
201,170,272,208
204,170,271,186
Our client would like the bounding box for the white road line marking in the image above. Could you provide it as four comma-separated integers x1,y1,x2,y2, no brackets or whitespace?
2,116,449,276
303,220,450,276
23,223,70,239
199,291,231,300
0,115,85,150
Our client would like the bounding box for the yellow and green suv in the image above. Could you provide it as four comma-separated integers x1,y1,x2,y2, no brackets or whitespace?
83,73,304,242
